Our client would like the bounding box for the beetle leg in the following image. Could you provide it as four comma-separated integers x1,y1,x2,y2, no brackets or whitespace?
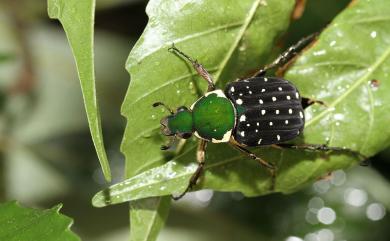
230,143,277,190
253,32,319,77
160,135,177,150
172,140,208,200
273,143,369,166
301,97,327,109
169,44,216,91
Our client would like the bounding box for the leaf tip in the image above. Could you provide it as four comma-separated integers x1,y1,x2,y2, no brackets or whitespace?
96,150,112,183
47,0,62,19
102,167,112,183
92,190,111,208
52,203,64,212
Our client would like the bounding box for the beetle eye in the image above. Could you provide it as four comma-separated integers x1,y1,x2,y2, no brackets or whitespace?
161,126,174,136
179,132,192,139
160,117,174,136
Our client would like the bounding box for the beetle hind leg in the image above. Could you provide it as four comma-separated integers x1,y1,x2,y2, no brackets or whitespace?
273,143,369,166
301,97,327,109
230,143,277,191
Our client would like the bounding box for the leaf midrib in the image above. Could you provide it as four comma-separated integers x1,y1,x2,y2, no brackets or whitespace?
139,198,161,241
110,145,265,198
213,0,262,83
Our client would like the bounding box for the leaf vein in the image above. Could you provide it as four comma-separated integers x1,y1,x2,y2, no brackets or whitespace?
126,67,219,109
361,85,375,153
129,21,244,66
306,46,390,128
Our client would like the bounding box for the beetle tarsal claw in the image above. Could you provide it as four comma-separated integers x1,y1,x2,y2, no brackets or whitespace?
168,43,176,52
160,145,169,150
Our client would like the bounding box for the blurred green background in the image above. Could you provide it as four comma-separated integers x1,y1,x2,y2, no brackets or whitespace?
0,0,389,240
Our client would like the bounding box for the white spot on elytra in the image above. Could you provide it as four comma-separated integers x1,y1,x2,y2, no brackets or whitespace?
246,123,250,127
285,120,289,125
277,135,280,141
261,88,266,92
272,97,277,101
239,93,243,96
240,131,245,137
249,91,252,94
264,78,268,82
239,115,246,122
246,86,250,89
230,86,235,92
295,92,299,99
255,129,258,133
261,110,266,115
289,108,293,114
259,99,263,104
269,121,273,126
236,99,243,105
256,122,259,126
299,111,304,118
276,110,280,114
258,139,262,144
286,95,291,100
278,87,282,91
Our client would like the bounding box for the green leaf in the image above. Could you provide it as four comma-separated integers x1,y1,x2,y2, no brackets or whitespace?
47,0,111,181
117,0,295,240
129,197,171,241
0,201,80,241
97,0,294,209
48,0,111,182
121,0,295,177
94,0,390,205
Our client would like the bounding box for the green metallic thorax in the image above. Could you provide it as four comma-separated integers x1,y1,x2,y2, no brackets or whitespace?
192,90,235,142
166,90,235,142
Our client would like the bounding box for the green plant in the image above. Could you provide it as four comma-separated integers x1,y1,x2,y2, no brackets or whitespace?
0,0,389,240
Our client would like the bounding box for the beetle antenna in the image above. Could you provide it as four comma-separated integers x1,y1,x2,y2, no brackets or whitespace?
161,136,176,150
168,43,196,64
153,102,174,114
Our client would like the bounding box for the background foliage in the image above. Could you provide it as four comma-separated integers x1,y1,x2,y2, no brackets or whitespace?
0,0,389,241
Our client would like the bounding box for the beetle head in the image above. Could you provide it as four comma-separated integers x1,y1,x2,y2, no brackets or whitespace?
153,102,194,149
160,106,193,139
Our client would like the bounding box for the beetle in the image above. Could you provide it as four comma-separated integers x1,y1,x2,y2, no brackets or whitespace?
153,33,367,200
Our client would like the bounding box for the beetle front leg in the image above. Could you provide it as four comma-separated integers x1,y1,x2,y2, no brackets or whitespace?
172,140,208,200
253,32,319,77
169,44,216,92
230,143,277,190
